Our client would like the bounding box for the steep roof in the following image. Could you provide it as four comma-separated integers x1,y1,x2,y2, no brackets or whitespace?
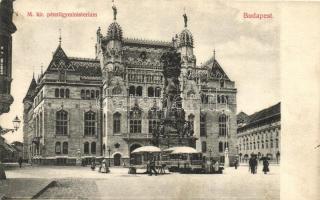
45,45,101,77
123,37,172,48
201,57,230,80
238,102,281,131
23,76,37,102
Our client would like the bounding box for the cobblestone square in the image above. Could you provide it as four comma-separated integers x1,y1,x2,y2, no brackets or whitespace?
2,165,279,199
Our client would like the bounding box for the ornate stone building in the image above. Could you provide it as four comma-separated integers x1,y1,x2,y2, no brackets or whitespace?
23,6,238,166
237,102,281,163
0,0,16,115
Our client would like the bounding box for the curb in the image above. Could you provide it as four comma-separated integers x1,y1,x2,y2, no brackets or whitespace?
31,180,56,199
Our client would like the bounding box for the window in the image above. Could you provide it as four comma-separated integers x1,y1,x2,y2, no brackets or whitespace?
136,86,143,96
86,90,90,99
65,89,70,98
129,86,135,96
200,114,206,137
112,85,122,95
188,114,194,135
60,88,65,98
220,80,224,88
84,142,89,154
130,106,142,133
96,90,100,99
219,142,223,152
55,89,59,97
62,142,68,154
0,45,5,75
103,114,106,137
81,90,85,99
84,111,96,136
90,90,95,99
224,142,229,150
202,141,207,153
148,120,160,134
91,142,96,154
55,142,61,154
113,112,121,134
270,139,274,148
56,110,68,135
148,87,154,97
219,114,228,136
39,113,43,136
155,87,161,97
276,139,279,148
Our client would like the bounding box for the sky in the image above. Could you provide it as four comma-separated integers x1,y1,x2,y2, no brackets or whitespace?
0,0,280,143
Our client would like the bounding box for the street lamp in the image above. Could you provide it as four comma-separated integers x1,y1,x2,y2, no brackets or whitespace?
209,148,212,159
0,116,21,180
107,147,111,167
0,115,21,134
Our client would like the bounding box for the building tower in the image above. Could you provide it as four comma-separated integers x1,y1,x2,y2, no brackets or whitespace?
0,0,16,115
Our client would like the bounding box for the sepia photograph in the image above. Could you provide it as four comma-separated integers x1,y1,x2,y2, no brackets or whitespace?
0,0,319,199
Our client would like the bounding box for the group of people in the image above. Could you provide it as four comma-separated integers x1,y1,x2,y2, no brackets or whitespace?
90,159,110,173
248,155,270,174
205,158,221,174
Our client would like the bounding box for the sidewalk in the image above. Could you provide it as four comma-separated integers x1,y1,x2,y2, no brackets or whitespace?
0,178,52,199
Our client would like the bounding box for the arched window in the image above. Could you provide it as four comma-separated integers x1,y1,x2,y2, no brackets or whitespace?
91,142,96,154
86,90,90,99
65,89,70,98
60,88,65,98
202,141,207,153
55,142,61,154
39,112,43,136
129,86,135,96
84,142,89,154
219,142,223,152
81,90,85,99
219,114,228,136
200,113,206,137
55,88,59,98
129,106,142,133
56,110,68,135
155,87,161,97
113,112,121,134
84,111,96,136
0,45,5,75
262,141,264,149
90,90,95,99
136,86,143,96
188,114,194,135
112,85,122,95
148,87,154,97
62,142,68,154
224,142,229,150
276,139,279,148
270,139,274,148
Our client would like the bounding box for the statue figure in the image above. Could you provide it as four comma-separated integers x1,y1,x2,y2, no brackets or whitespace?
183,13,188,28
112,5,117,20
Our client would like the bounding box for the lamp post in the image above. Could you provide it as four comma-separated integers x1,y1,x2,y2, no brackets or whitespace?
0,116,21,179
209,148,212,159
107,147,111,167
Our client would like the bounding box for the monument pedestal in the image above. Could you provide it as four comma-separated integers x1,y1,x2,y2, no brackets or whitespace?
157,136,197,149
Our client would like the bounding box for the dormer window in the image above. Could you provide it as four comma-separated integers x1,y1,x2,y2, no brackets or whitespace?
220,80,224,88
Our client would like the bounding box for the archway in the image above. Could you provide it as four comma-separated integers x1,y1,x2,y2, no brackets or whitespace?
114,153,122,166
130,143,142,165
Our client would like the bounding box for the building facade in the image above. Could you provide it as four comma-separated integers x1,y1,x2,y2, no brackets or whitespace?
237,102,281,163
23,6,238,166
0,0,16,115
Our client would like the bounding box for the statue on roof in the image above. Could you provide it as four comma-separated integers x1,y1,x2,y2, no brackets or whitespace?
183,13,188,28
112,5,117,20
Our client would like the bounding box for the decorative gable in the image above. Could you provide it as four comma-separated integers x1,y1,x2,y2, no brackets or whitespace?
47,46,75,72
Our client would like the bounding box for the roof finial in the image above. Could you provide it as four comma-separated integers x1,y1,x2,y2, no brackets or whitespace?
213,49,216,60
183,8,188,28
59,28,62,46
112,0,117,20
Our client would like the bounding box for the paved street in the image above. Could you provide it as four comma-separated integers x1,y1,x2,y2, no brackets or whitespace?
2,165,279,199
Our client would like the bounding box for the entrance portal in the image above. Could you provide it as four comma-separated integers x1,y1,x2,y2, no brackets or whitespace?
114,153,121,166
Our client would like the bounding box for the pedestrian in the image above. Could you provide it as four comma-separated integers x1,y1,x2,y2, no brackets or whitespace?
253,156,258,174
18,157,23,168
91,160,96,171
262,158,270,174
214,160,220,173
148,157,158,176
234,159,239,170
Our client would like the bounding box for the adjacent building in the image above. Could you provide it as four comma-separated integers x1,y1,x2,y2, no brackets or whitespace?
237,102,281,163
23,6,238,166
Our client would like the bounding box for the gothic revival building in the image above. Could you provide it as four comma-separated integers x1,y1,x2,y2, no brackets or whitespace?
237,102,281,163
23,6,237,166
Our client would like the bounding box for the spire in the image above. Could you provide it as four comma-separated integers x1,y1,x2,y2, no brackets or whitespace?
112,0,117,20
213,49,216,60
58,28,62,46
183,8,188,28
